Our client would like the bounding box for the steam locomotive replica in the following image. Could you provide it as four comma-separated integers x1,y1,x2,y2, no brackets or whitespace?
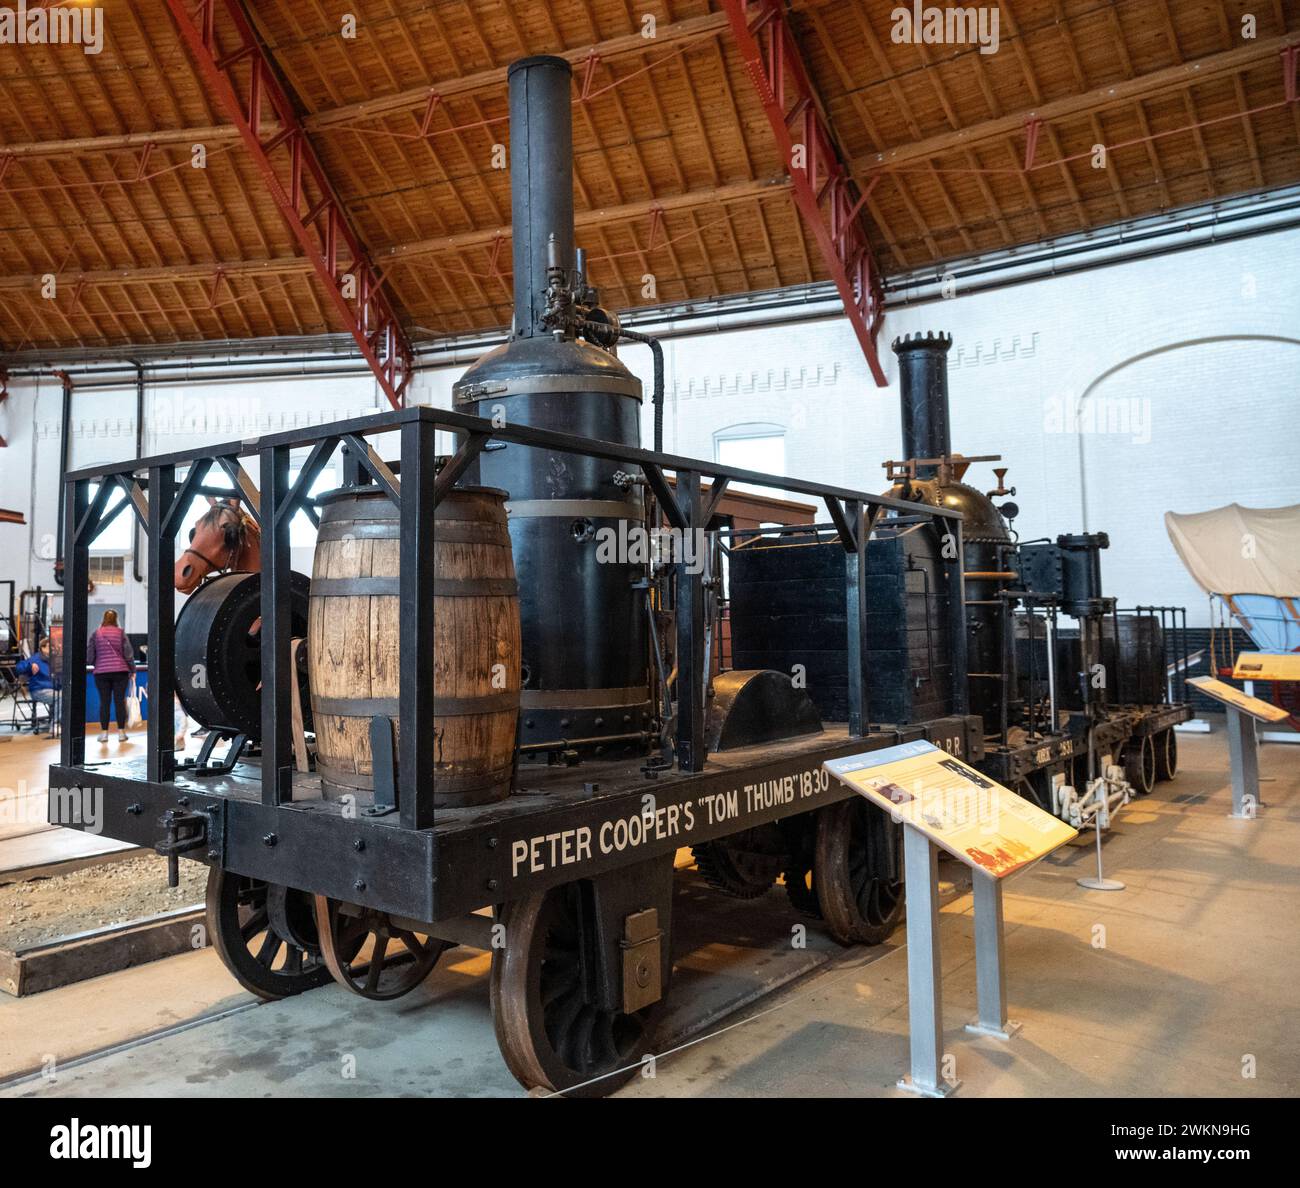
724,328,1193,864
48,55,1189,1097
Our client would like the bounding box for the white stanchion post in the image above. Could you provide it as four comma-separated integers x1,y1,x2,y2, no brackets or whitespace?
1078,777,1125,892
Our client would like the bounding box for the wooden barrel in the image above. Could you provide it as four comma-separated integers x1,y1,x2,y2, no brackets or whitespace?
307,486,521,807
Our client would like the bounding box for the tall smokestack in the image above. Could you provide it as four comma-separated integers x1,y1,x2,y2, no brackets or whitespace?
508,56,575,338
453,56,649,762
892,331,953,478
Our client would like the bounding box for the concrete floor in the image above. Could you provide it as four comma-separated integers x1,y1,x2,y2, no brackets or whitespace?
1,728,1297,1098
0,727,139,879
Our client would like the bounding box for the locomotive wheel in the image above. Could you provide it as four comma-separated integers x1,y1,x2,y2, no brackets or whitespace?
313,897,446,1001
779,816,822,917
1154,729,1178,782
491,883,664,1097
814,798,904,946
1123,734,1157,796
206,867,333,1000
783,863,822,918
692,830,782,900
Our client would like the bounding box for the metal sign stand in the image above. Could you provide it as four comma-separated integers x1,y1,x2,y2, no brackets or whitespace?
825,743,1076,1100
1224,704,1259,819
897,824,959,1097
964,873,1023,1040
897,825,1024,1098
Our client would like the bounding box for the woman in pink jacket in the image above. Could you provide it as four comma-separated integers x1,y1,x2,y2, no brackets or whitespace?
87,609,136,743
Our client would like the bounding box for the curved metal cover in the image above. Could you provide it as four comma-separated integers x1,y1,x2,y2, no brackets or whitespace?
706,669,823,752
453,336,642,404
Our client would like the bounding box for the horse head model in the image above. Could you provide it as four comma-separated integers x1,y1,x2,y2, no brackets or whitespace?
175,499,261,594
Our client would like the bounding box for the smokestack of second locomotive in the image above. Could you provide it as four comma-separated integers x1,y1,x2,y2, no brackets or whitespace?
508,56,575,338
892,331,953,478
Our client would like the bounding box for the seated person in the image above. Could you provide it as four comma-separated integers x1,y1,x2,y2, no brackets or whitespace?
25,638,57,734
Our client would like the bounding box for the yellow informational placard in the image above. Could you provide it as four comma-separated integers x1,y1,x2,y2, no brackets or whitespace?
824,741,1077,880
1231,652,1300,682
1187,676,1290,723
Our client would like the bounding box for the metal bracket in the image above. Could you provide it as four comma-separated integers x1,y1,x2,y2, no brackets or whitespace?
700,476,731,527
367,714,399,816
620,907,664,1013
453,379,508,405
111,472,150,529
641,463,686,530
155,807,211,888
182,729,249,777
216,455,262,516
342,434,401,505
433,431,491,506
161,458,215,539
278,436,338,526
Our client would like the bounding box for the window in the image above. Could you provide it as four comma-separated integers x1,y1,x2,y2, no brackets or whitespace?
88,555,126,586
86,482,134,553
714,426,787,499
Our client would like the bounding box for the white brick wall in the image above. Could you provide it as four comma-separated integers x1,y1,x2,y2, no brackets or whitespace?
617,224,1300,626
1,225,1296,631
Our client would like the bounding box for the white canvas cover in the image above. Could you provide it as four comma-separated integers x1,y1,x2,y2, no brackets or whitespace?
1164,503,1300,598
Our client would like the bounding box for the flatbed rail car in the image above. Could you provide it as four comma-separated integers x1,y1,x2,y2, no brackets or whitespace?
49,403,980,1096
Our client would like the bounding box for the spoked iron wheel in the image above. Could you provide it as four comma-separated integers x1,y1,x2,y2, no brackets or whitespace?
1154,728,1178,782
491,883,665,1097
313,897,447,1000
779,815,822,917
206,867,333,1000
692,829,783,899
814,798,904,946
783,862,821,917
1123,734,1157,795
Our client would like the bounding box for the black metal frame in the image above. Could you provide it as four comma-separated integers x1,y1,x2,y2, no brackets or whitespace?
57,405,967,832
1123,604,1192,706
981,595,1194,787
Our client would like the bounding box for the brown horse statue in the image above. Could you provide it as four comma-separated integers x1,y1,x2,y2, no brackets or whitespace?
175,499,261,594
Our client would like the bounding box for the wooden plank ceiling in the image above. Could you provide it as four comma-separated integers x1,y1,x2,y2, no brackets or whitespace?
0,0,1296,353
